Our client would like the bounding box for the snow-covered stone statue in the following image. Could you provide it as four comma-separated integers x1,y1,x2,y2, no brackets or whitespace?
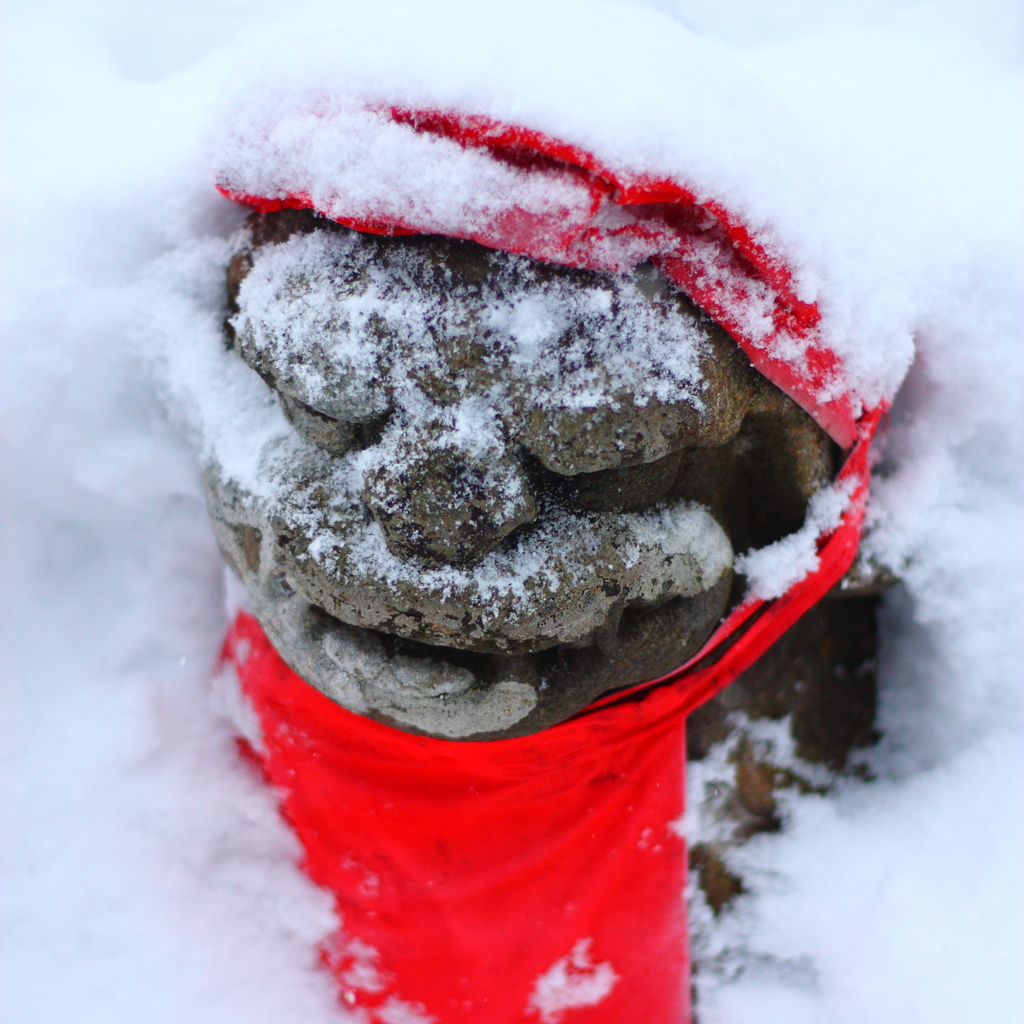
207,207,839,741
192,85,902,1022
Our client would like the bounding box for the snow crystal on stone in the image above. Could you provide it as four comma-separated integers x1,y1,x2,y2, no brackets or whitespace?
231,226,709,437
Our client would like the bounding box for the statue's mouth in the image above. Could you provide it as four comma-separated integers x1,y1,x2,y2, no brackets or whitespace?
208,437,735,738
207,209,836,739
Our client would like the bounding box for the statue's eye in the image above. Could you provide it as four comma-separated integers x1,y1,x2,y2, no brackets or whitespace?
230,227,392,430
507,296,756,478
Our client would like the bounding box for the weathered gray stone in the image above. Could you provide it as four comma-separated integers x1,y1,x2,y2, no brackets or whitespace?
668,391,836,553
207,209,852,741
514,310,757,476
228,210,760,473
279,393,354,456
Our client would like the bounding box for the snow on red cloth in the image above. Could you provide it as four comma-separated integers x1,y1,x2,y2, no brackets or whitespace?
226,612,687,1024
220,416,873,1021
215,104,865,449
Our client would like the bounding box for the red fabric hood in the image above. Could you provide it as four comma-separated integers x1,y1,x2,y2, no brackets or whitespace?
216,103,877,449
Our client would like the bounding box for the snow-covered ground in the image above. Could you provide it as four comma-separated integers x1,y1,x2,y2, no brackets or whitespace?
2,1,1021,1021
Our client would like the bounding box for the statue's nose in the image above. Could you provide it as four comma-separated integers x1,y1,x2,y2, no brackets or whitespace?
361,422,538,569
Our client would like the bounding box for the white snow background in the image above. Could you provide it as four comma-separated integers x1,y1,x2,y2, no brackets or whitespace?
2,1,1021,1022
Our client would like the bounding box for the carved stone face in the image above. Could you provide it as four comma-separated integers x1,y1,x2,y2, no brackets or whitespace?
207,210,835,739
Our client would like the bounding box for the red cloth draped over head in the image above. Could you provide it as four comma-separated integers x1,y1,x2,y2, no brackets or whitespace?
217,104,884,1024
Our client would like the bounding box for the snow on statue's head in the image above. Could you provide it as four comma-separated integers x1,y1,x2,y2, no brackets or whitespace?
210,208,837,738
201,86,899,740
